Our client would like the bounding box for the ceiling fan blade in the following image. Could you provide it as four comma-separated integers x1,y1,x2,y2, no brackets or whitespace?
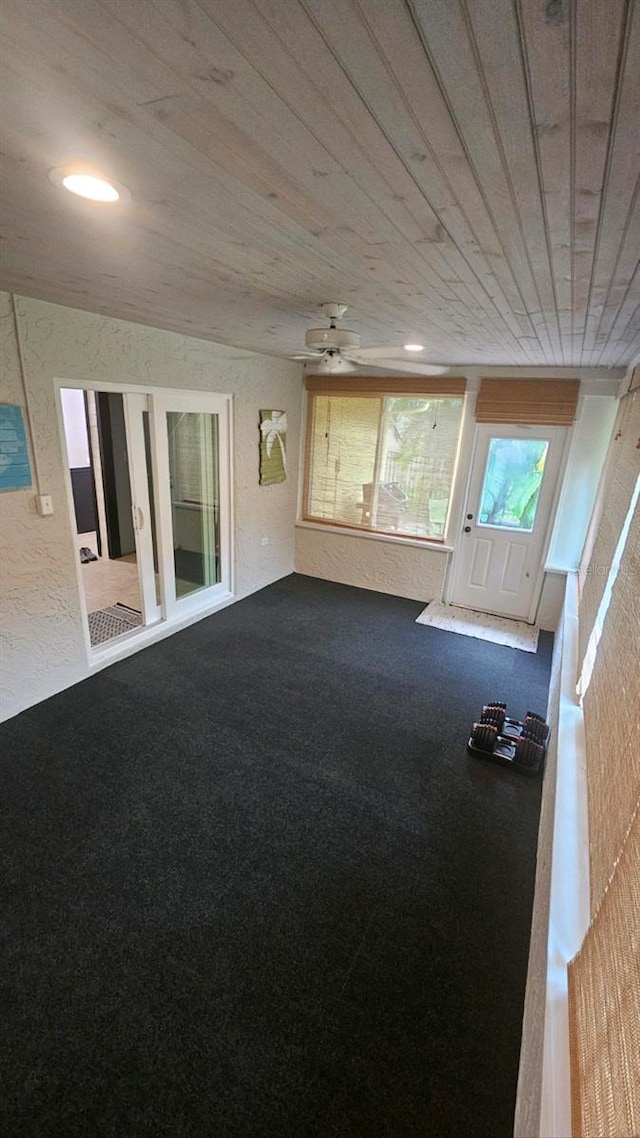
375,360,449,376
290,352,324,359
345,345,422,361
342,351,448,376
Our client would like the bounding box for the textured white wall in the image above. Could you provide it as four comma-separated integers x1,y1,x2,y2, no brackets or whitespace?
0,293,302,721
294,525,449,602
537,572,566,631
547,396,617,571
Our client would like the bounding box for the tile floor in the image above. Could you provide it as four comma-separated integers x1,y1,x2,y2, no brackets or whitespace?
78,532,143,614
76,532,195,617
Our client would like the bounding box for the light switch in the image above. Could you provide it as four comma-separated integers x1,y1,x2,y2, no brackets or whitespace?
36,494,54,516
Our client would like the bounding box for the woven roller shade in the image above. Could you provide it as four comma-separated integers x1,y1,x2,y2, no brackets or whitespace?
475,378,580,424
303,383,464,541
578,390,640,669
305,376,466,396
568,797,640,1138
583,483,640,912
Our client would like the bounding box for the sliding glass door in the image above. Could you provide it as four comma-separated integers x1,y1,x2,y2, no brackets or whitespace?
134,390,232,619
71,386,232,647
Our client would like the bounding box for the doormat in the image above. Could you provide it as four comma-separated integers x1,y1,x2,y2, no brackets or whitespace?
415,601,539,653
88,603,143,648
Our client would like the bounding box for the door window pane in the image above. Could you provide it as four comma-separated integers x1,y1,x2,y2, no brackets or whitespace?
167,412,220,597
478,437,548,531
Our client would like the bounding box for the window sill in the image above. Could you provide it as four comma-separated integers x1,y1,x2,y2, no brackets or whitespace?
295,519,454,553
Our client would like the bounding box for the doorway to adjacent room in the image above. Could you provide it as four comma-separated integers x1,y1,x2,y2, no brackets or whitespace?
59,384,232,652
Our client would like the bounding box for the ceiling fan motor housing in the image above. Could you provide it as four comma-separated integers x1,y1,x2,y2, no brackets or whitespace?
310,354,357,374
305,326,360,351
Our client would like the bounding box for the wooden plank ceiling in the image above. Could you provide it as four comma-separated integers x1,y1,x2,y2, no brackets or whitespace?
0,0,638,367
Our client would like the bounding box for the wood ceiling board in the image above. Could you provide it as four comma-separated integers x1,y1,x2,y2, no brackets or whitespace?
300,0,537,359
465,0,563,362
572,0,629,355
517,0,573,352
599,261,640,367
410,0,557,361
21,7,494,345
203,0,518,343
585,8,640,358
252,0,536,358
0,0,638,368
148,2,524,357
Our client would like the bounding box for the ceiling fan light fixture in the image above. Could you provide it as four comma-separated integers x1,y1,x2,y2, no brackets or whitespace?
310,353,358,374
50,167,131,203
404,343,424,352
305,326,360,351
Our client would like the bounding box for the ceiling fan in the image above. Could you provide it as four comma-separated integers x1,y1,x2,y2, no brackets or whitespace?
291,303,448,375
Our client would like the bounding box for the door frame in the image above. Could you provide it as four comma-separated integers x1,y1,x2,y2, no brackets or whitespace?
444,421,573,623
123,392,163,626
55,378,235,662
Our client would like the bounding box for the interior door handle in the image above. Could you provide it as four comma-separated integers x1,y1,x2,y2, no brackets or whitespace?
136,505,144,530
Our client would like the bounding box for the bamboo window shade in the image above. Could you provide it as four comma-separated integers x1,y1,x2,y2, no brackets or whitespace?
568,796,640,1138
578,391,640,670
568,389,640,1138
475,378,580,424
303,377,466,540
582,485,640,914
305,376,466,397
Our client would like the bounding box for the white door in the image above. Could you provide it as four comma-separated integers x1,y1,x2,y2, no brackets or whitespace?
449,424,565,621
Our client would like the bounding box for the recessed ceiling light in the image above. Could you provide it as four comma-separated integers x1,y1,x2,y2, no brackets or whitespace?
404,343,424,352
49,167,131,203
63,174,119,201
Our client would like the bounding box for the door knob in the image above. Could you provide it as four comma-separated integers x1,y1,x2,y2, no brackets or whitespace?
464,525,471,533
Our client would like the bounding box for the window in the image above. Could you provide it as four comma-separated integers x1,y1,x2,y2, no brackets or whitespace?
477,437,549,531
303,378,465,540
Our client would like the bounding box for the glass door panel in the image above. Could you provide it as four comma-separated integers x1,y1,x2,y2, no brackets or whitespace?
167,411,220,599
477,437,549,531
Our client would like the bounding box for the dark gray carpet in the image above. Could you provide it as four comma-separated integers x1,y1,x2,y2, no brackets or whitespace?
1,573,552,1137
